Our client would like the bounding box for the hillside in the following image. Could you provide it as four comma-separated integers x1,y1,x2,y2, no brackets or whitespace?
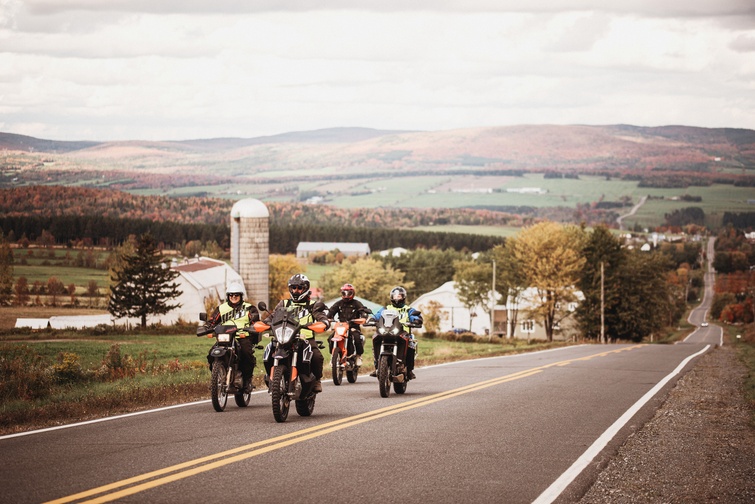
2,125,754,179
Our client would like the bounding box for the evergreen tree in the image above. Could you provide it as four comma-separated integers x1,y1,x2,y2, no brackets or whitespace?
108,233,182,327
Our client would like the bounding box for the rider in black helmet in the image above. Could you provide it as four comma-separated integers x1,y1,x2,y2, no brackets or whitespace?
264,274,329,393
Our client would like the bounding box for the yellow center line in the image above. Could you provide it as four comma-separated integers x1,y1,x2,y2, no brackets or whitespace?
46,345,642,504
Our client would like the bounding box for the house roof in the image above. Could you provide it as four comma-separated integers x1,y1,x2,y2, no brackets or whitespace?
296,242,370,254
171,257,243,294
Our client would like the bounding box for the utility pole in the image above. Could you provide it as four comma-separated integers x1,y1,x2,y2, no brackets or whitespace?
600,261,605,344
490,260,496,341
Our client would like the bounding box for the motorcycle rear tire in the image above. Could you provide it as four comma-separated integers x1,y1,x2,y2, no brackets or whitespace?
234,389,251,407
271,365,290,423
295,394,316,417
210,361,228,412
332,348,343,386
393,380,407,394
377,356,391,398
346,366,358,383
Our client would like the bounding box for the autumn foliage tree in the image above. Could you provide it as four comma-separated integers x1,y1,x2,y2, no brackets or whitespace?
108,233,182,328
512,222,586,341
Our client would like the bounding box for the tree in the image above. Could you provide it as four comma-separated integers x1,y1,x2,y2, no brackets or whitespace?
453,258,494,331
576,226,625,342
512,222,586,341
611,250,674,341
268,254,305,304
490,239,527,338
13,276,30,306
108,233,182,328
320,257,411,304
0,233,13,306
47,277,65,307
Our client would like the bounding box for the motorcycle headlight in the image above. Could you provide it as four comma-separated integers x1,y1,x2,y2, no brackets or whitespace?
378,327,387,335
217,333,231,343
275,326,295,344
391,327,400,335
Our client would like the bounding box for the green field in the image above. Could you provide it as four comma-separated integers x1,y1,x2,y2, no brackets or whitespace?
126,173,755,229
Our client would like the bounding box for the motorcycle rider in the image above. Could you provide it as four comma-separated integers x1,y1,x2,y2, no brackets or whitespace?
265,274,329,393
202,281,260,392
326,283,372,366
369,286,423,379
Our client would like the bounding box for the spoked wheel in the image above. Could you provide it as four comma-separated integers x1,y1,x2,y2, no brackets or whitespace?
332,348,343,386
377,356,391,398
210,361,228,412
295,394,316,417
271,365,290,423
346,364,358,383
234,381,251,407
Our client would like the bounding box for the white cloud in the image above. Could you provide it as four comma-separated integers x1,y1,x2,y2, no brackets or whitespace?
1,2,754,140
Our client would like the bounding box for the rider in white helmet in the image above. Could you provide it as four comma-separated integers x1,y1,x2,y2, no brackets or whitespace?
203,281,260,392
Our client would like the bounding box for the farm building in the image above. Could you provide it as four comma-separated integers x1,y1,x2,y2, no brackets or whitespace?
296,242,371,260
164,256,245,324
412,281,506,335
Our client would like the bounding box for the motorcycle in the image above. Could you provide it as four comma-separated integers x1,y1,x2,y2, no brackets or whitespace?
254,302,327,423
364,309,420,398
329,318,366,385
197,316,262,412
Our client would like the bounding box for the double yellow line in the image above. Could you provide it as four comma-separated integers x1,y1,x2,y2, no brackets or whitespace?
47,345,640,504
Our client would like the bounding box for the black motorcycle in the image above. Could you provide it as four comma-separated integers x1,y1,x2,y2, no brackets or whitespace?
364,309,420,398
254,302,327,423
197,317,261,412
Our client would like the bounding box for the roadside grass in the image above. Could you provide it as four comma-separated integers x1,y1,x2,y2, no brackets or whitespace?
0,326,569,436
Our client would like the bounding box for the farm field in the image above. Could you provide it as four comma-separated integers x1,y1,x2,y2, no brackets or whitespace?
128,173,751,229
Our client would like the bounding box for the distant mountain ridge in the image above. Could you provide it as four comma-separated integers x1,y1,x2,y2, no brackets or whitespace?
2,124,754,178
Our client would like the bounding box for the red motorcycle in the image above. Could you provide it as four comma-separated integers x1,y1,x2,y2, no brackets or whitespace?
330,317,366,385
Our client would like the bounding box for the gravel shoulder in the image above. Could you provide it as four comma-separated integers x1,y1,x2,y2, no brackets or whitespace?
579,343,755,503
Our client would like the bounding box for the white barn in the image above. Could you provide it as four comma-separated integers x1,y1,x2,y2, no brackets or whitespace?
296,242,370,260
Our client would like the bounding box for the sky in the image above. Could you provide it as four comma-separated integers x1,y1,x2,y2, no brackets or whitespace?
1,0,755,142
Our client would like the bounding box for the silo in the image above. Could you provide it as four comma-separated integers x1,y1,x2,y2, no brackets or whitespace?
230,198,269,307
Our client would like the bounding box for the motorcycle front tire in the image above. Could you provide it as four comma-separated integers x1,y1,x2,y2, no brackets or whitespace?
271,365,290,423
332,347,343,386
210,361,228,412
377,355,391,398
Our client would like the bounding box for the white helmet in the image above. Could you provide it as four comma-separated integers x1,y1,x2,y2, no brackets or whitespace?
226,281,245,304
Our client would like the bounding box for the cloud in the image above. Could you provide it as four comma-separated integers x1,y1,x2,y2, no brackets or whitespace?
729,34,755,52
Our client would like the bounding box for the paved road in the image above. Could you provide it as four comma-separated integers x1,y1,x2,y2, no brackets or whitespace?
685,237,722,345
0,237,722,504
0,343,713,504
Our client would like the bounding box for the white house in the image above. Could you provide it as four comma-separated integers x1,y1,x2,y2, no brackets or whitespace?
112,256,244,327
413,281,505,335
165,256,245,324
296,242,371,260
505,287,582,341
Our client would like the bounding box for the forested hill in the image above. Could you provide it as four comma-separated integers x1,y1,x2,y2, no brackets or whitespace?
0,186,519,228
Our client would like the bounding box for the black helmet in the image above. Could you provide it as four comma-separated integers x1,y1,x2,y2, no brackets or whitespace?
389,286,407,308
288,274,311,302
226,281,245,305
340,283,355,300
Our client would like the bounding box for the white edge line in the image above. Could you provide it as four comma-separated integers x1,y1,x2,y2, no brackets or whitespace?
531,344,711,504
2,345,583,441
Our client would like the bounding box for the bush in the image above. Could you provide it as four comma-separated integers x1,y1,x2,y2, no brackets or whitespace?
0,344,54,401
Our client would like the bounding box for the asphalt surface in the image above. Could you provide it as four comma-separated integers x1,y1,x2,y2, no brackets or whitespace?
0,340,716,504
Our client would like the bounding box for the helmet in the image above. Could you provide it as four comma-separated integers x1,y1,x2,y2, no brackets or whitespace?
389,286,407,308
226,281,245,305
340,283,355,300
288,274,311,302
